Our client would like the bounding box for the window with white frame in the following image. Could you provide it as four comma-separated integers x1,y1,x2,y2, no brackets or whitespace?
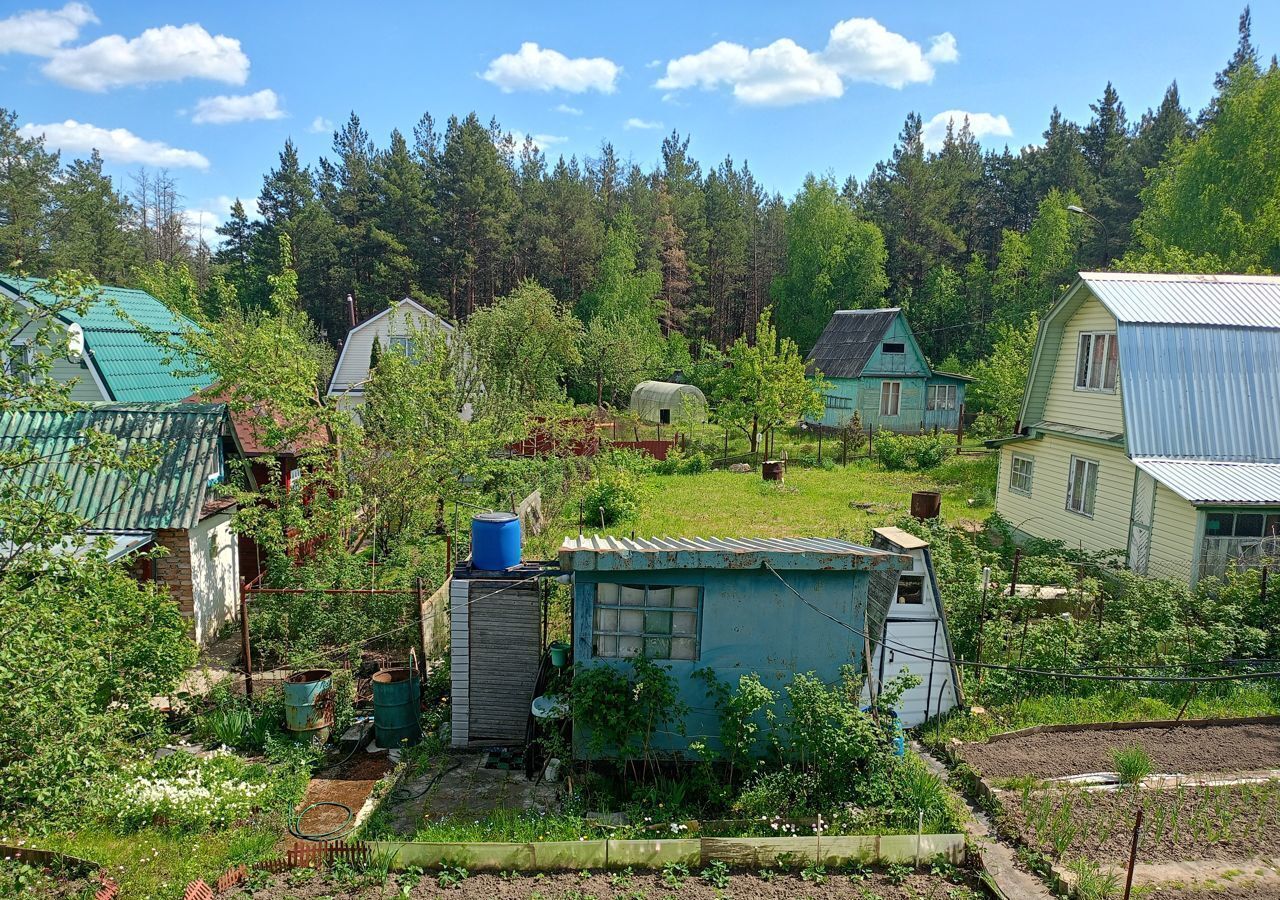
879,380,901,416
1009,453,1034,496
1075,331,1118,391
387,334,415,356
1066,455,1099,517
4,342,32,383
825,394,853,410
927,384,957,411
593,583,700,660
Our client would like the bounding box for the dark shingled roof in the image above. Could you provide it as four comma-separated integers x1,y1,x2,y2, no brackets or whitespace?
805,308,901,378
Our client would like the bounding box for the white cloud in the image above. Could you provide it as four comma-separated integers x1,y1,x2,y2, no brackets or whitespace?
0,2,96,56
554,103,583,115
656,16,958,105
308,115,333,134
921,109,1012,151
192,88,284,124
19,119,210,169
42,22,249,91
483,41,618,94
926,33,959,64
624,117,663,131
509,131,568,152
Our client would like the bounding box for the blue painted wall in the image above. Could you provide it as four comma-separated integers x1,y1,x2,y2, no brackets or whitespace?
571,566,871,758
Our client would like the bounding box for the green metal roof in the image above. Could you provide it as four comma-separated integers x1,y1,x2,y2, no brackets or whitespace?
0,402,228,531
0,275,214,402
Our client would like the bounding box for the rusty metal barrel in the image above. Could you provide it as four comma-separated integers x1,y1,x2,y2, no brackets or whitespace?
284,669,334,743
761,459,785,482
911,490,942,520
372,666,421,749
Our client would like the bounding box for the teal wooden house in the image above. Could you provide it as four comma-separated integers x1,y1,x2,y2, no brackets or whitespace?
805,309,971,433
558,535,908,758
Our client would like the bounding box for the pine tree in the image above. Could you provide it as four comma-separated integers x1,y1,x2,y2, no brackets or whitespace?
0,109,59,271
214,198,257,307
49,150,138,282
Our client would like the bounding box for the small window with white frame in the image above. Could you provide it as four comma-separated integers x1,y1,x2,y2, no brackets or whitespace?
1075,331,1118,392
1066,455,1099,517
879,380,901,416
4,341,32,383
927,383,957,411
593,583,700,660
1009,453,1034,496
387,334,415,356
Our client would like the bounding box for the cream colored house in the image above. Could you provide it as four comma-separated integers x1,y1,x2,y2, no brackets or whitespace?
326,298,455,420
992,272,1280,585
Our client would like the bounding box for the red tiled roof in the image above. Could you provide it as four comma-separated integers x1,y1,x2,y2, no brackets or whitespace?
185,387,330,458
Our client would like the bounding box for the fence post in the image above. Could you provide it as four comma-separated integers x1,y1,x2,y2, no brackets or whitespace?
239,576,253,698
1262,564,1269,607
416,576,429,678
956,403,965,448
1122,808,1144,900
1009,548,1022,598
976,566,990,688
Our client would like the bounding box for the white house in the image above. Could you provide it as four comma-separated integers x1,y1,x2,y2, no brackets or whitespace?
327,298,456,420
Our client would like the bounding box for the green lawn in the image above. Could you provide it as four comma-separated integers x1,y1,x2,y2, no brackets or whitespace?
555,452,996,545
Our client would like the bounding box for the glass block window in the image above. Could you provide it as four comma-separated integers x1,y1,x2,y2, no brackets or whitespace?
593,583,700,660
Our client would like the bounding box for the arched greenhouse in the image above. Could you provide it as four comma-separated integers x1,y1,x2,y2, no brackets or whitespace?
628,380,708,426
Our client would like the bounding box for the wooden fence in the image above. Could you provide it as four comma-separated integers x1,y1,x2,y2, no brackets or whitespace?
419,577,450,659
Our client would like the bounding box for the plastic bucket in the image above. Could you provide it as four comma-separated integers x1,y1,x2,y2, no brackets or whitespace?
372,667,421,749
284,669,334,743
549,641,570,667
471,512,522,570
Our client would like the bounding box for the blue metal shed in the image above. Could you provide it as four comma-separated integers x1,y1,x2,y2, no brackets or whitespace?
558,535,909,758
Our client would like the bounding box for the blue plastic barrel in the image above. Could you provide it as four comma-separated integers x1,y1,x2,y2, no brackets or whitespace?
471,512,521,570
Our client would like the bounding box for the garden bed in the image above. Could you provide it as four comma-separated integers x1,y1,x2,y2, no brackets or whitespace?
958,720,1280,780
216,862,984,899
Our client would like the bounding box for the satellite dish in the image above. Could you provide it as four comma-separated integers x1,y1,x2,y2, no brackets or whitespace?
66,322,84,362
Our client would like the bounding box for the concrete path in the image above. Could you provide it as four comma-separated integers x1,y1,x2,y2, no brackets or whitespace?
916,743,1057,900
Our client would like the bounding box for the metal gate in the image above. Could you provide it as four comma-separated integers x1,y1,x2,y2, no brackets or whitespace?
1128,469,1156,575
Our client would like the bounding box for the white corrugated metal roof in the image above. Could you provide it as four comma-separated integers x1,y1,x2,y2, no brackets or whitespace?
559,534,907,572
1082,272,1280,327
1134,458,1280,505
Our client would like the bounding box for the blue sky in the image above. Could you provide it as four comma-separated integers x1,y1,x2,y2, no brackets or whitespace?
1,1,1271,243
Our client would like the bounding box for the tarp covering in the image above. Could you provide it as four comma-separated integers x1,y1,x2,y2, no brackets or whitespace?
628,381,707,425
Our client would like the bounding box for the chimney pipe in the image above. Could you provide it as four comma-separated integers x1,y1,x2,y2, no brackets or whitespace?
347,294,357,328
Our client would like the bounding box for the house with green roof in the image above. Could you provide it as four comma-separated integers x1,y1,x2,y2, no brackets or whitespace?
0,401,240,645
1,275,214,403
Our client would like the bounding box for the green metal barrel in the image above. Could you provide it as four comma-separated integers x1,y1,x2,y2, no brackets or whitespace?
372,667,421,749
284,669,334,744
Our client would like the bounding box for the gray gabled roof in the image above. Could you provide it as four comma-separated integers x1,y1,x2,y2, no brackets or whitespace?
1081,272,1280,327
805,309,901,378
1133,459,1280,505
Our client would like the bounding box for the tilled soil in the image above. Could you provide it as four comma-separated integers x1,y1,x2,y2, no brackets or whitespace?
998,781,1280,864
959,723,1280,780
229,867,981,900
1146,883,1280,900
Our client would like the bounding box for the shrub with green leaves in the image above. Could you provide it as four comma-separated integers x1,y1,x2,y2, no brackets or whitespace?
579,467,644,526
873,430,953,470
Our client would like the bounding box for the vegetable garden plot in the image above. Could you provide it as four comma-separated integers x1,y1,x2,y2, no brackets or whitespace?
999,780,1280,864
958,721,1280,780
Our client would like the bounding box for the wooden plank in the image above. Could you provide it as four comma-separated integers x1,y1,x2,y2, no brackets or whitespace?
606,839,700,868
529,840,608,870
701,837,819,867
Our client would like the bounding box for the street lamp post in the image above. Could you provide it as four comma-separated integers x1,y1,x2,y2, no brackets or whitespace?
1067,204,1110,262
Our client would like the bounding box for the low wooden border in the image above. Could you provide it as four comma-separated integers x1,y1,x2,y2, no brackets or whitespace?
366,833,965,872
983,714,1280,743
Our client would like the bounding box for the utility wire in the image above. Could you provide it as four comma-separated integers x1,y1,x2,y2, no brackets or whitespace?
762,562,1280,685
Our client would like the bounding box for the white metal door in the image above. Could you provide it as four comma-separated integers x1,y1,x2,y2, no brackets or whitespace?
866,618,958,727
1128,470,1156,575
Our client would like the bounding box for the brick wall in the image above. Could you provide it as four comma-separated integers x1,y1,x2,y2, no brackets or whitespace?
153,528,195,616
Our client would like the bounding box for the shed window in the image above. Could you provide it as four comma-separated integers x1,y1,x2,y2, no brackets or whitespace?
882,342,906,354
927,384,957,411
879,381,901,417
1066,456,1099,517
1010,453,1034,496
895,575,924,604
1205,512,1280,539
593,583,700,661
824,394,853,410
1074,332,1118,391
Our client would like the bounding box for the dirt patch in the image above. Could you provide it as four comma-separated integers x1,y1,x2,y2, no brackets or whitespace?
288,753,391,847
224,866,980,900
960,723,1280,780
999,780,1280,865
1147,882,1280,900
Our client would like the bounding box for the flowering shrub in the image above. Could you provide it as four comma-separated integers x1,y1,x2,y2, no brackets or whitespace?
95,751,286,833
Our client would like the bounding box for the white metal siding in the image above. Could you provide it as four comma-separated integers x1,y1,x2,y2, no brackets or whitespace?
329,302,452,393
1041,297,1125,435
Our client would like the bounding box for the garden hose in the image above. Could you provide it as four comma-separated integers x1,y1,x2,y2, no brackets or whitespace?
288,801,355,841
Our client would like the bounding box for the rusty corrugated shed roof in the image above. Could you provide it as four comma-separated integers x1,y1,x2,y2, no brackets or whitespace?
1133,459,1280,505
0,403,228,531
559,534,907,572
